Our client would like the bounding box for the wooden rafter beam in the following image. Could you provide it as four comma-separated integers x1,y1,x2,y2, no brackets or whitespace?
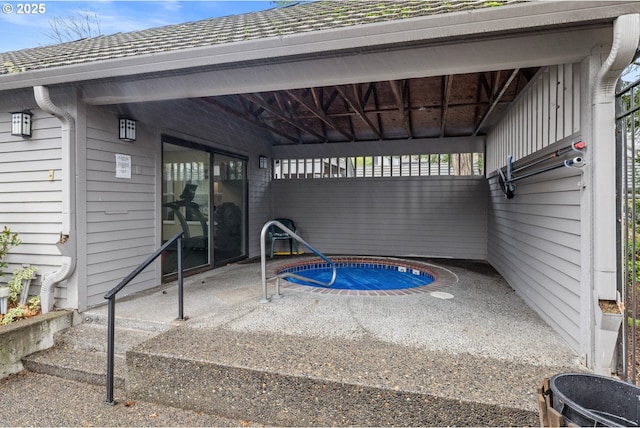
440,75,453,138
236,96,260,119
479,73,492,101
404,80,413,138
389,79,412,138
368,83,384,139
323,88,340,111
309,87,322,108
270,91,288,113
270,91,306,141
289,101,494,119
335,85,382,139
362,83,375,106
285,89,354,141
514,72,524,94
200,97,298,143
492,71,502,99
304,88,328,138
272,91,305,141
472,73,484,131
473,68,520,136
242,92,326,142
342,94,356,138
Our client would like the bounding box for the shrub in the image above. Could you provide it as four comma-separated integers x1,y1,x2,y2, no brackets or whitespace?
2,306,27,325
8,265,37,305
28,295,41,312
0,227,20,279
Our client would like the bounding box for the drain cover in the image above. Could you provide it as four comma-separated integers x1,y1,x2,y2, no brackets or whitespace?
430,291,454,299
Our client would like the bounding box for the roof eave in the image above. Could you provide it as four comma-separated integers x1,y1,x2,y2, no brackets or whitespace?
0,0,635,92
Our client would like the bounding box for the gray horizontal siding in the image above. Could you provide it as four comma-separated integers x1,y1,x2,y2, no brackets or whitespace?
85,108,158,307
487,154,582,352
0,111,65,303
486,61,583,354
272,177,487,259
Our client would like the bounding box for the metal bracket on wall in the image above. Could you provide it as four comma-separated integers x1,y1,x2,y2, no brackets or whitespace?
497,141,586,199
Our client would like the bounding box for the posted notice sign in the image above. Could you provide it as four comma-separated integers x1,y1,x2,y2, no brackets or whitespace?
115,154,132,179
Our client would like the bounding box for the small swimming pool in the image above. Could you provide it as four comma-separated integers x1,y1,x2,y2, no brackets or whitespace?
275,257,456,295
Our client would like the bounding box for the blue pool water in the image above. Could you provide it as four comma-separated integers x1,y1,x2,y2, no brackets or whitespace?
281,263,434,290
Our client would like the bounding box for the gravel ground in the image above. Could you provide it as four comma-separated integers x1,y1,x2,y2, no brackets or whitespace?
0,371,261,427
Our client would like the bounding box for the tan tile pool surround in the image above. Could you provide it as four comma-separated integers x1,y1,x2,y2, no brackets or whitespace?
273,256,458,296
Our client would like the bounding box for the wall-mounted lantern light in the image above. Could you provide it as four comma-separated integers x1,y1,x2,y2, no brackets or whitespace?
11,111,32,137
259,155,268,169
119,118,136,142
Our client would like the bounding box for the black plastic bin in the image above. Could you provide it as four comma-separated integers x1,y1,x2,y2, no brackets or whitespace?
550,373,640,426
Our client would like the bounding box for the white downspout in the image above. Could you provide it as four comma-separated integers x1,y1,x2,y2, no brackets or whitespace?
592,14,639,300
33,86,77,313
591,14,639,374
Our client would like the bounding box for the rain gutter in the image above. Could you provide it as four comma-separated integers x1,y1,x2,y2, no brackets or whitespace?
591,13,640,302
0,2,638,91
33,85,77,313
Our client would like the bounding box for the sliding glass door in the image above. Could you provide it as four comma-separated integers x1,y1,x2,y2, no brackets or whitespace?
213,153,246,265
162,143,210,275
162,140,247,276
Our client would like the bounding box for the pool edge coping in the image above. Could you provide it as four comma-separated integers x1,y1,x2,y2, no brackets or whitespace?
271,256,458,296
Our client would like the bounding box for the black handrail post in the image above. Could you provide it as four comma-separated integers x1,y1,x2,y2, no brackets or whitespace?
177,235,184,320
103,231,184,405
105,296,116,405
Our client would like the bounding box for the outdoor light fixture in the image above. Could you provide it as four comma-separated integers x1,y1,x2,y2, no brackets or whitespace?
119,118,136,142
259,155,268,169
11,111,32,137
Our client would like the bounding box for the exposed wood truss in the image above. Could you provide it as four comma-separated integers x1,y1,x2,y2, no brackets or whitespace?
200,68,538,145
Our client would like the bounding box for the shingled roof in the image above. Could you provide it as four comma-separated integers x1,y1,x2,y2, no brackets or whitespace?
0,0,523,75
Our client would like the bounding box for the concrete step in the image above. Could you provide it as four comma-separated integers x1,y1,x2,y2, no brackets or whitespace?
22,318,163,390
23,346,126,389
81,310,175,333
53,322,158,355
125,326,558,427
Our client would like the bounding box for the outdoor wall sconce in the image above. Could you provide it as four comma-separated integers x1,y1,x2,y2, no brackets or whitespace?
119,118,136,142
259,155,268,169
11,111,32,137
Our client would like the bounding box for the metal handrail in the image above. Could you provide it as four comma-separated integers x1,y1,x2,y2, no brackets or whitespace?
260,220,336,303
103,231,185,405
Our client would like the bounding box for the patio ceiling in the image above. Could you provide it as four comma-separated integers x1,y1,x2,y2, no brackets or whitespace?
200,67,539,146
